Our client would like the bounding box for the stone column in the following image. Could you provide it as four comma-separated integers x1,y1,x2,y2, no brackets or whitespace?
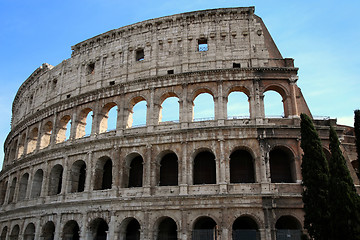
253,78,264,123
25,166,34,200
53,215,62,240
289,76,299,117
84,151,93,193
50,112,58,146
143,144,152,196
35,121,42,152
216,80,225,123
147,87,155,132
179,141,188,195
111,147,121,193
218,137,228,194
69,110,77,140
180,83,189,128
61,155,69,195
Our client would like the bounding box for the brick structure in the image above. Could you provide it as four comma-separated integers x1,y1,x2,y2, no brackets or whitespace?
0,7,358,240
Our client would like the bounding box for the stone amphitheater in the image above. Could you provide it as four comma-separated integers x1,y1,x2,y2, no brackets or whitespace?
0,6,358,240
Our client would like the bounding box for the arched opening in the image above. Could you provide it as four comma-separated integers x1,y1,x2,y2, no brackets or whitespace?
193,151,216,184
75,108,93,138
0,181,8,205
125,219,140,240
69,160,86,193
62,220,80,240
9,140,17,161
264,90,284,118
128,156,144,188
24,223,35,240
159,96,179,123
159,153,178,186
10,225,19,240
31,169,43,198
48,164,63,195
269,148,295,183
193,93,215,121
40,121,53,149
232,216,259,240
56,115,71,143
94,157,112,190
8,178,17,203
127,98,147,128
351,160,360,179
192,217,218,240
18,173,29,201
41,221,55,240
230,149,255,183
156,217,177,240
99,103,118,133
0,226,8,240
89,218,108,240
227,91,250,119
27,127,38,154
17,133,26,158
275,216,302,240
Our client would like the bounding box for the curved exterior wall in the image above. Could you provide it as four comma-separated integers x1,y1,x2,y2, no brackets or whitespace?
0,7,358,240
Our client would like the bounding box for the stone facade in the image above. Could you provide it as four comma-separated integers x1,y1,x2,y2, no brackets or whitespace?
0,7,358,240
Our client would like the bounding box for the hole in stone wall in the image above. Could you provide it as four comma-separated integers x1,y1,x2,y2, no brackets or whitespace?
233,63,241,68
136,49,144,61
167,70,174,74
67,94,71,99
198,39,208,52
87,63,95,75
109,81,115,86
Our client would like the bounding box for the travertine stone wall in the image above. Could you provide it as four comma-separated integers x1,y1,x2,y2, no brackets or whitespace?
0,6,358,240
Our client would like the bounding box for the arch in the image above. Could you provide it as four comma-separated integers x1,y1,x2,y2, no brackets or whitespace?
127,96,147,128
0,180,8,205
40,121,53,149
8,177,17,203
9,139,17,161
48,164,63,195
263,89,285,118
159,94,180,123
24,223,35,240
275,215,302,240
18,173,29,201
127,155,144,188
269,147,295,183
69,160,86,193
99,102,118,133
155,217,177,240
31,169,43,198
230,149,255,183
193,151,216,184
94,157,112,190
10,225,20,240
192,216,218,240
121,218,140,240
41,221,55,240
62,220,80,240
227,91,250,119
232,216,259,240
17,133,26,158
89,218,108,240
75,108,93,138
0,226,7,240
193,92,215,121
159,152,178,186
27,127,39,154
56,115,71,143
351,160,359,179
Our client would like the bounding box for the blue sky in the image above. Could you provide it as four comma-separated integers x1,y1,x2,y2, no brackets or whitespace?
0,0,359,167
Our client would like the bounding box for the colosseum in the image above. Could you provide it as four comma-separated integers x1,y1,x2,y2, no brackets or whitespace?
0,6,358,240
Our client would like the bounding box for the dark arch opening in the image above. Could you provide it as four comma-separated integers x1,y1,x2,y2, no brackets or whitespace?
18,173,29,201
31,169,43,198
0,181,8,205
8,178,17,203
24,223,35,240
128,156,143,188
126,219,140,240
159,153,178,186
63,220,80,240
41,221,55,240
10,225,19,240
193,217,217,240
230,150,255,183
269,148,294,183
48,164,63,195
351,160,360,179
102,159,113,190
94,157,112,190
90,218,108,240
232,216,259,240
276,216,302,240
157,217,177,240
193,151,216,184
70,160,86,193
1,226,7,240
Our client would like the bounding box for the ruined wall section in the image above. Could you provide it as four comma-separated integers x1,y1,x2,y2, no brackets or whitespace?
11,7,294,128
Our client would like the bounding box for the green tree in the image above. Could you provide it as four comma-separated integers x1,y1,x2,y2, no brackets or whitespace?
300,113,330,240
328,126,360,240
